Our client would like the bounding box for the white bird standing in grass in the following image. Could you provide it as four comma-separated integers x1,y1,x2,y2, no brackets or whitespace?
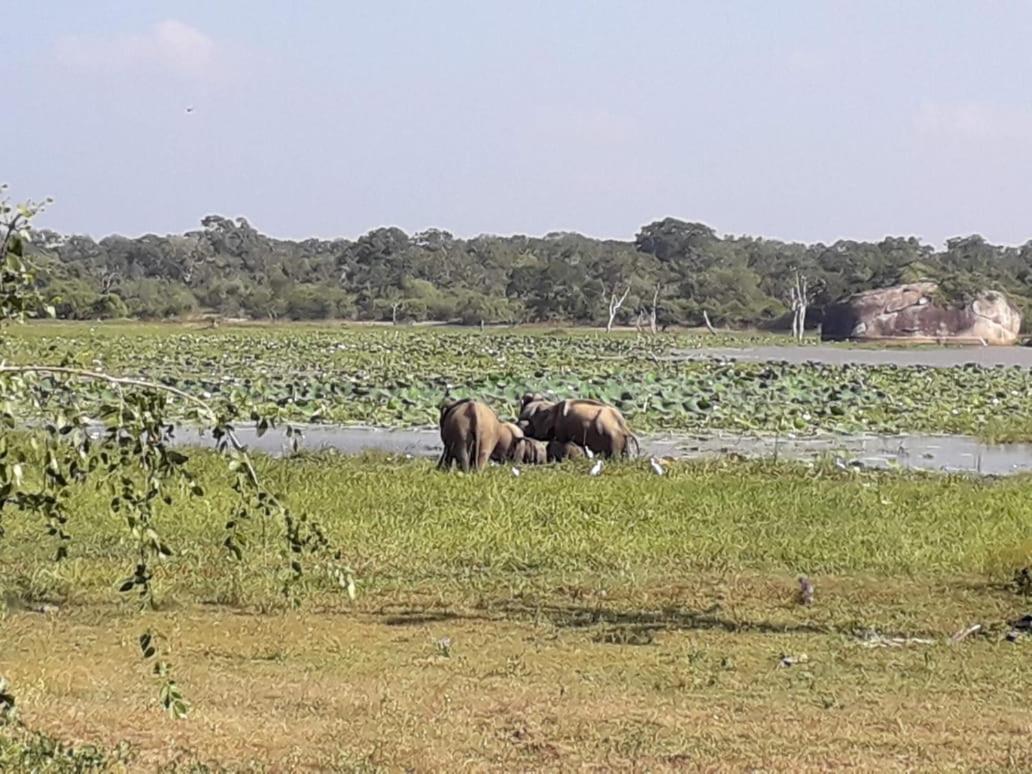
589,460,604,476
649,457,664,475
584,447,595,459
511,466,521,477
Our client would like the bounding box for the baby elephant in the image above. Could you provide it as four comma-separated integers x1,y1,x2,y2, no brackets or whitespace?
490,421,526,463
512,437,548,464
546,440,589,462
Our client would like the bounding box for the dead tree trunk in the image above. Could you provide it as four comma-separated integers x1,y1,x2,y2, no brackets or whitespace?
648,287,659,335
788,271,809,343
606,286,630,333
391,301,402,325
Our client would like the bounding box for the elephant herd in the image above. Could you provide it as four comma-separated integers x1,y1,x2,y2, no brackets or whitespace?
437,393,640,472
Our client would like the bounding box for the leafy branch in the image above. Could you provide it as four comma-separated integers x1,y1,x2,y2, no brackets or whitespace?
0,186,353,719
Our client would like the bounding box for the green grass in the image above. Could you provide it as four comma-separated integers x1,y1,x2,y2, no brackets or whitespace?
3,451,1031,609
0,723,133,772
978,415,1032,444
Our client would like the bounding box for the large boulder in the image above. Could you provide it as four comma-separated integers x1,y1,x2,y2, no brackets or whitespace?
821,282,1022,345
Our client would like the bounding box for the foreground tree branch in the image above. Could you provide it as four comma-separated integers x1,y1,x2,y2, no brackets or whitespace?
0,188,352,721
0,364,258,481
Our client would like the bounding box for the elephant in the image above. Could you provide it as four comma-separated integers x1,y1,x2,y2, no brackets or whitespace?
518,394,639,459
516,393,557,439
546,440,588,462
512,437,548,464
490,421,526,463
437,398,504,472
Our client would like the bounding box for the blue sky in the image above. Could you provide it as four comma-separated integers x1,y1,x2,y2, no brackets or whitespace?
5,1,1032,246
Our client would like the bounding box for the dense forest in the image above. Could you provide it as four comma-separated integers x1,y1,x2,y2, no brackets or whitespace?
27,217,1032,331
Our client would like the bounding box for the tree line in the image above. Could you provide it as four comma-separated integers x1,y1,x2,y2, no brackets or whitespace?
28,216,1032,331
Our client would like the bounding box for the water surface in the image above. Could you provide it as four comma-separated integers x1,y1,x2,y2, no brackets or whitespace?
669,344,1032,369
168,424,1032,476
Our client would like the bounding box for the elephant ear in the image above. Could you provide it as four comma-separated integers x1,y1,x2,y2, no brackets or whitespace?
551,401,567,435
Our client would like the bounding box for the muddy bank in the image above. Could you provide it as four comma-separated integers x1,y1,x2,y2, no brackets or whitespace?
168,424,1032,476
668,344,1032,369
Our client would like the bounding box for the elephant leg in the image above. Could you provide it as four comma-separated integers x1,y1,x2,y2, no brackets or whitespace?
438,441,459,470
475,438,492,471
457,442,472,472
626,434,641,458
490,442,507,464
612,432,627,459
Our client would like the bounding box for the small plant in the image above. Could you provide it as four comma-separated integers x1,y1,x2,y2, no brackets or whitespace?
1015,567,1032,596
797,576,815,606
434,636,453,657
0,677,15,723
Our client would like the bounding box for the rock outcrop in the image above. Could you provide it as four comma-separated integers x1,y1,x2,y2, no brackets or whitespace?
821,282,1022,345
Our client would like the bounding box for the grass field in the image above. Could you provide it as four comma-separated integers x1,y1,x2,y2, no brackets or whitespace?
3,322,1032,769
3,451,1032,770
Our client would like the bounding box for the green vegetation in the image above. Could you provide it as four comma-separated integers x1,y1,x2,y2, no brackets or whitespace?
978,416,1032,445
3,454,1032,769
3,453,1031,598
5,323,1031,437
0,724,133,772
30,216,1032,330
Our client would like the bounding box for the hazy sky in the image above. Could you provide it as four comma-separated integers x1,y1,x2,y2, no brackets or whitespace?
6,1,1032,246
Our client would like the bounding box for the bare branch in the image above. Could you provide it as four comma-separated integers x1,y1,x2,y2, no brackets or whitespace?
0,364,266,491
0,365,214,415
787,270,812,343
649,286,660,335
606,285,630,333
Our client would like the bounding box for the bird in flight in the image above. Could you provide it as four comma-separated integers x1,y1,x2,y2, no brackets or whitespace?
185,106,194,114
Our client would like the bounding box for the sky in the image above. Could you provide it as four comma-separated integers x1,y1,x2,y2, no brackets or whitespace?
5,1,1032,247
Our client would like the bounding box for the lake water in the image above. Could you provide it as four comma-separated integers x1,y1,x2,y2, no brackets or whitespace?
167,424,1032,476
668,344,1032,369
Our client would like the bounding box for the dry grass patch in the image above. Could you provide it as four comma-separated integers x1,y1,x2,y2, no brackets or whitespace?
3,574,1032,771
